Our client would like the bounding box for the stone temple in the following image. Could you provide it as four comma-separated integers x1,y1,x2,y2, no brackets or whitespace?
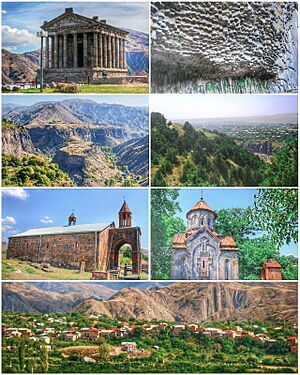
7,201,141,280
40,7,128,83
171,198,239,280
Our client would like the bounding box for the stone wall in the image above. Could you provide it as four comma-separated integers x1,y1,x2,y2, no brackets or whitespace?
7,227,113,271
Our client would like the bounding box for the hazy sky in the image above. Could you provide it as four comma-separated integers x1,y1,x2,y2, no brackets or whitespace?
2,188,149,248
172,188,297,257
2,1,149,53
2,94,149,107
151,95,298,120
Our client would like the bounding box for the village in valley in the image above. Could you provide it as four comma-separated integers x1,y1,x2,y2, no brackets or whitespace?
2,311,298,373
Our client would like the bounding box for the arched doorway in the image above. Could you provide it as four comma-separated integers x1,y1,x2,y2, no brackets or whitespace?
109,239,140,278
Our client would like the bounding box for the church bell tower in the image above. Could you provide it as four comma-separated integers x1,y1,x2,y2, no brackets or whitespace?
118,200,132,228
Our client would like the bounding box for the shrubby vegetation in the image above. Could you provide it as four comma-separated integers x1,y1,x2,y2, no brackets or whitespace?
151,112,298,187
2,154,75,187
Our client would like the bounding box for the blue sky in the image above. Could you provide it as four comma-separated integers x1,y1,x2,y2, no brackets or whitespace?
2,2,149,53
2,94,149,107
151,95,298,119
172,188,297,257
2,188,149,248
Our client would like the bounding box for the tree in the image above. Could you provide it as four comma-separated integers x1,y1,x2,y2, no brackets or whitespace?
216,207,256,243
39,344,49,373
251,189,298,247
262,138,297,186
18,342,25,371
151,189,185,279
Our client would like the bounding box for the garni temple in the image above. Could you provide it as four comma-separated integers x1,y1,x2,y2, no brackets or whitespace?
171,198,239,280
39,7,128,83
7,201,142,280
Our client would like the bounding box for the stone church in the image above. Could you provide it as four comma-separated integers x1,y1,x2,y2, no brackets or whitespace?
40,7,128,83
7,201,141,279
171,198,239,280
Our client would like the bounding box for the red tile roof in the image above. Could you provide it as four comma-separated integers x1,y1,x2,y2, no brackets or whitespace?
188,198,215,215
172,233,186,246
119,201,131,214
262,259,282,268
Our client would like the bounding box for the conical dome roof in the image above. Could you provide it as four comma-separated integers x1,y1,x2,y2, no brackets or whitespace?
119,200,132,214
187,198,215,215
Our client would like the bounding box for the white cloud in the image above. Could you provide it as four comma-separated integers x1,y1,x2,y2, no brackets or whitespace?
2,188,29,200
2,10,7,14
2,216,17,225
2,25,38,50
2,225,13,232
40,216,53,224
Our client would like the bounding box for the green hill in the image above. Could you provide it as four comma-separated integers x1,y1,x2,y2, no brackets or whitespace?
151,112,265,187
2,154,75,187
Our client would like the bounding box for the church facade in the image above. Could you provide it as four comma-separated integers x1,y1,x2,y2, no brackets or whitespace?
40,7,128,83
171,198,239,280
7,201,141,279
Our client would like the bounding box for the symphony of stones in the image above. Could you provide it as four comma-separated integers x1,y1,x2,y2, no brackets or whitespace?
7,201,142,279
171,198,239,280
40,7,128,83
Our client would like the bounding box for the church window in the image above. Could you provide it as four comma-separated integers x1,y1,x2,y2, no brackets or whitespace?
46,243,49,249
225,259,231,280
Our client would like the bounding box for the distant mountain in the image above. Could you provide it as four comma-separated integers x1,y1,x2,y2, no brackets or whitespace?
2,29,149,84
176,113,298,127
3,282,297,323
2,49,38,84
125,29,149,75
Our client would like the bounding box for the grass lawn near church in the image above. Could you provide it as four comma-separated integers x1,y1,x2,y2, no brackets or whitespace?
10,84,149,94
2,257,148,281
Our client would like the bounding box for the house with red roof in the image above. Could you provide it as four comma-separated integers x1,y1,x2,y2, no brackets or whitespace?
171,197,239,280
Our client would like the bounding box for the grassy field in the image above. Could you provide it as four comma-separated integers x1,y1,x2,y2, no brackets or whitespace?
2,257,148,280
7,84,149,94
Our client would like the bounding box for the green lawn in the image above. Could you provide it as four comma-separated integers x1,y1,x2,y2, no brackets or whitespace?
9,84,149,94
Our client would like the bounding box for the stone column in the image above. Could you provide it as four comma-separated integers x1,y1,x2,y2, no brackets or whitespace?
58,35,63,68
73,33,78,68
51,36,54,68
83,33,88,67
122,39,126,69
103,34,107,68
112,36,116,68
54,35,58,68
98,33,103,68
120,38,123,68
45,36,49,68
93,32,98,67
116,36,120,69
107,34,112,68
63,33,67,68
118,38,122,69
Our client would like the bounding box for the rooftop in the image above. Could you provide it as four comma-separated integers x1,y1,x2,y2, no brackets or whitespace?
10,222,113,238
188,198,215,215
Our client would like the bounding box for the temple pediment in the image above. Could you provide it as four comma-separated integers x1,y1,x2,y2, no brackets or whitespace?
42,13,101,32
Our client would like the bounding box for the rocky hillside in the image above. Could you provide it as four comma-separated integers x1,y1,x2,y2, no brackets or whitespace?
3,282,297,323
2,49,38,84
2,29,149,84
2,100,149,186
2,122,38,157
114,135,149,176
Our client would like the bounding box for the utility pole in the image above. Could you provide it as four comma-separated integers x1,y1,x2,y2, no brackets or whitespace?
37,31,48,92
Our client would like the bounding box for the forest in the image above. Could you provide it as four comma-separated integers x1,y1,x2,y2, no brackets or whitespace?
151,189,298,280
151,112,298,187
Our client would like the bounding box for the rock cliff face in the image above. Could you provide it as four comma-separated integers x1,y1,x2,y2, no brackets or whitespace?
125,29,149,76
75,282,297,323
114,136,149,176
2,282,297,323
242,141,273,156
2,49,38,84
2,124,38,157
52,138,117,186
151,2,298,93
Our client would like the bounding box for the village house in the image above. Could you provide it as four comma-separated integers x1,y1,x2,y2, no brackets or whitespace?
172,325,186,333
186,324,198,332
80,327,99,340
121,342,137,352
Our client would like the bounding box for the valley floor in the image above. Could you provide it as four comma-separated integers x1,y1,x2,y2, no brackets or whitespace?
2,258,148,280
6,84,149,94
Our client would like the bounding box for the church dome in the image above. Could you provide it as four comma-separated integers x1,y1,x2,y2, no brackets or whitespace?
187,198,215,217
186,198,216,231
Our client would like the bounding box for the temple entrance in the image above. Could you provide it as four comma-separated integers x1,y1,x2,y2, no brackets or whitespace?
77,41,84,68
